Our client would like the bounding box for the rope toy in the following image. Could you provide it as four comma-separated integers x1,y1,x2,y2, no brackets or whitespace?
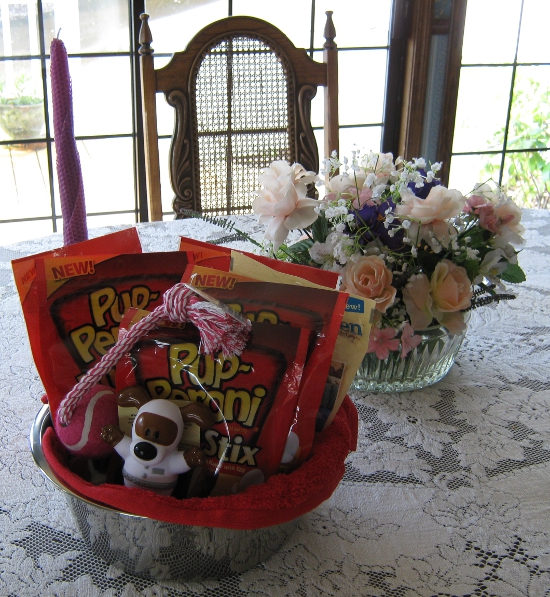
54,283,251,456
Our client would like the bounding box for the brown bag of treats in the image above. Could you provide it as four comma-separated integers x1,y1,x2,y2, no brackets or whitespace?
116,308,310,497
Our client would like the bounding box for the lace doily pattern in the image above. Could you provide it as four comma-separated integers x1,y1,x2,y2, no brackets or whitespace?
1,209,549,596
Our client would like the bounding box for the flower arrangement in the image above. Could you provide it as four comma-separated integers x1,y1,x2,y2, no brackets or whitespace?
251,150,526,361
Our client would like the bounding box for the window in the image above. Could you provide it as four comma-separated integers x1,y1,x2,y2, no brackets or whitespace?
0,0,394,243
448,0,550,208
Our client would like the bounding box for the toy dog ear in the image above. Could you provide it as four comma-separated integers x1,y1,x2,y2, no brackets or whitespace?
180,402,216,429
117,385,152,409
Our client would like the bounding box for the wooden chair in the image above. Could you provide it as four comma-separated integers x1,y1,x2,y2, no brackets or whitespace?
139,12,339,221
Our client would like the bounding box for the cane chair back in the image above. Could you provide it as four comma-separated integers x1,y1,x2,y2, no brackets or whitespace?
139,13,338,220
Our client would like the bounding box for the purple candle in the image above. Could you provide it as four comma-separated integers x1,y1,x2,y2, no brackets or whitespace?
50,37,88,245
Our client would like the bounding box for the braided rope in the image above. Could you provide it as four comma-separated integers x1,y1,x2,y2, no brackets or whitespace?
57,283,251,427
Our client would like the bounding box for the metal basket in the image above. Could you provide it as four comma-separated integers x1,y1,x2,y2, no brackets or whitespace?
30,405,297,581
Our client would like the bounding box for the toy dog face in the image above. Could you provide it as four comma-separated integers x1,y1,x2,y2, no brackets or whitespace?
117,386,216,468
130,401,183,466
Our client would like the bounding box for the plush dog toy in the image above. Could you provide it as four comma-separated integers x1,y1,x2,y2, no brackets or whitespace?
101,386,215,495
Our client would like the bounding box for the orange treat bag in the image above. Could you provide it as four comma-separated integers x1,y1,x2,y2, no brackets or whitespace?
178,235,340,288
116,309,309,497
181,265,348,469
34,251,192,419
11,228,142,385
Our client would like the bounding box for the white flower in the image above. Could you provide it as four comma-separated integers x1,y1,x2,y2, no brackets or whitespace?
253,160,320,251
475,249,508,285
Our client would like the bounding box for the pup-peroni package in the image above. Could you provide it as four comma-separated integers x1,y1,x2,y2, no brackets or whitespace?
116,308,310,497
33,251,192,418
180,265,348,470
11,228,142,388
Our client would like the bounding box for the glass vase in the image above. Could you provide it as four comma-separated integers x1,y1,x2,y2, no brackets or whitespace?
351,320,468,393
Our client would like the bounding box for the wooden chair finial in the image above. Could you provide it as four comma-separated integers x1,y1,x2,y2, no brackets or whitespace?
324,11,336,49
139,13,154,56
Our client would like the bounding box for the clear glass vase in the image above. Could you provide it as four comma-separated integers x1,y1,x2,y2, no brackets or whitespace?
350,320,468,393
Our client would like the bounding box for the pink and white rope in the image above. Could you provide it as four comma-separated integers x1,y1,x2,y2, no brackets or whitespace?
57,283,251,427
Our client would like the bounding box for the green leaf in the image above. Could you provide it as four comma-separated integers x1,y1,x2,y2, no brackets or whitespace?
311,213,329,243
500,263,526,283
462,259,481,282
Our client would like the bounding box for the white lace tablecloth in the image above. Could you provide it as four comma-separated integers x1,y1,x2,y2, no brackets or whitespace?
1,210,549,597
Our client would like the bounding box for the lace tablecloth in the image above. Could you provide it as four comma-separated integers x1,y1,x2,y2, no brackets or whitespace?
1,210,549,597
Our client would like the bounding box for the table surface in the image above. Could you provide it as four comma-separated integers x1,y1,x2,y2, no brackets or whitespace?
1,210,550,597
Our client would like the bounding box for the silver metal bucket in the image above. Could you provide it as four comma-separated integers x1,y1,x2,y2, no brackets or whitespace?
30,405,298,581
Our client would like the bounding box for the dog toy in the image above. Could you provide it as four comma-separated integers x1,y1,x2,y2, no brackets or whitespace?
101,386,216,495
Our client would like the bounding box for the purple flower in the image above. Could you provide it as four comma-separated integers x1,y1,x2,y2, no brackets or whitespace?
350,200,405,251
408,169,441,199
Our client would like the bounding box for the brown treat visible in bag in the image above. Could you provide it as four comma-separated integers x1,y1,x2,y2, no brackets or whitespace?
181,265,348,470
116,309,309,497
35,251,192,418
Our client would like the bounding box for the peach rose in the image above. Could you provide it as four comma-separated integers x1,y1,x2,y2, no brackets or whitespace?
396,186,465,224
402,274,433,331
340,255,396,313
402,260,472,333
429,260,473,333
494,201,523,235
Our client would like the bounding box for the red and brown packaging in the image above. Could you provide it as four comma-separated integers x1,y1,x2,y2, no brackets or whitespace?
11,228,142,385
34,251,192,418
181,265,348,469
116,308,310,497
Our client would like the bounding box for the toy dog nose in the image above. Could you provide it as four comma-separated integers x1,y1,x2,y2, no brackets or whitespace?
134,442,157,461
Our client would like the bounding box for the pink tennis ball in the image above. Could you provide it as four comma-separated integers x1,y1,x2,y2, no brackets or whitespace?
54,385,118,459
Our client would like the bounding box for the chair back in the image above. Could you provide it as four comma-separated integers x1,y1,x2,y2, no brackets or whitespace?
139,13,338,220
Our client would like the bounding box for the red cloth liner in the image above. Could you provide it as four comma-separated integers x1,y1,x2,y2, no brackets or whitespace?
42,396,358,530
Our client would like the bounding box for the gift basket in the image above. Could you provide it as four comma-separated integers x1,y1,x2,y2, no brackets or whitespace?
15,229,373,581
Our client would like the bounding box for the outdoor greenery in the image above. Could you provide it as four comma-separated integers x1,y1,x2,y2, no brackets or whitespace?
483,78,550,210
0,74,42,106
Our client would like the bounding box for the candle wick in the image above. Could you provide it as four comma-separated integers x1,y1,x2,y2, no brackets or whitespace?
56,28,62,39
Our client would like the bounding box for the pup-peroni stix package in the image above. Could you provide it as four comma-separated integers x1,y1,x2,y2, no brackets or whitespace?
33,251,192,418
180,264,348,470
116,308,310,497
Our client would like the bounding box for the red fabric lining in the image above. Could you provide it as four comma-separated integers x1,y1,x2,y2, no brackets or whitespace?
42,396,358,530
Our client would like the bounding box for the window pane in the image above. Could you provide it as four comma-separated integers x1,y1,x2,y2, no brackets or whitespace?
508,66,550,151
146,0,228,53
45,1,129,54
159,137,173,214
47,56,133,137
232,0,311,48
452,66,513,153
0,142,51,218
0,59,44,142
502,150,550,209
339,126,383,158
461,0,521,65
0,2,41,57
517,0,550,63
448,153,502,195
338,49,386,126
314,0,391,49
52,138,135,216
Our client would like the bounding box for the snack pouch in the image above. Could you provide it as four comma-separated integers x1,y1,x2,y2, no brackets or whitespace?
229,251,375,429
178,235,340,288
181,265,348,469
116,308,309,497
11,228,142,385
35,251,192,418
